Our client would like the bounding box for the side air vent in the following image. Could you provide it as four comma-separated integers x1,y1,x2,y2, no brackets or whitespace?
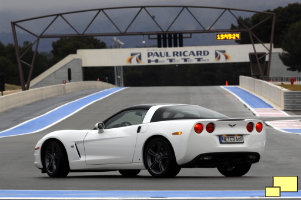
75,143,81,158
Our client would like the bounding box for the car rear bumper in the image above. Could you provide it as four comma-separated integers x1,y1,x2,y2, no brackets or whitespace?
180,152,260,168
174,129,265,165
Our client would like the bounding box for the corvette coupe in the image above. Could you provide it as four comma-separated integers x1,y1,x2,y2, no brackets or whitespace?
34,104,265,178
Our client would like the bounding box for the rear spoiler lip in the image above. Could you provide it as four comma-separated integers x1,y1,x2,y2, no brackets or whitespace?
216,118,245,121
216,116,301,122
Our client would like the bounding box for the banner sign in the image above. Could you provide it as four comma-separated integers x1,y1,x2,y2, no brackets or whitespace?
78,44,270,67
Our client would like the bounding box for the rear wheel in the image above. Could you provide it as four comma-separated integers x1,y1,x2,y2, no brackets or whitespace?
217,163,251,177
144,138,181,177
119,170,140,177
43,140,69,177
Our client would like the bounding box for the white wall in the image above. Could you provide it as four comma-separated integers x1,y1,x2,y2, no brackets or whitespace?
270,49,301,77
239,76,286,109
77,44,271,67
30,54,83,88
0,81,115,113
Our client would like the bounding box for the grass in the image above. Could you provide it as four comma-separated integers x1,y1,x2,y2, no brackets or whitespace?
5,83,21,90
0,84,21,96
277,84,301,91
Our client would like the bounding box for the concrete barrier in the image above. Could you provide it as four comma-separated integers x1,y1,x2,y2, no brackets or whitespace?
240,76,301,110
240,76,286,109
0,81,115,113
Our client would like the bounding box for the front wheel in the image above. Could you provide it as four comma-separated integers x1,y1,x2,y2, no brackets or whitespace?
43,140,69,177
119,170,140,177
217,163,251,177
144,138,181,178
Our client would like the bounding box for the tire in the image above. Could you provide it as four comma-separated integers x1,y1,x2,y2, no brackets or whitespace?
119,170,140,177
143,138,181,177
217,163,251,177
43,140,69,178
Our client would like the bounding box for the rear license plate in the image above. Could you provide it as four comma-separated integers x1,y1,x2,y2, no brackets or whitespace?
219,135,244,144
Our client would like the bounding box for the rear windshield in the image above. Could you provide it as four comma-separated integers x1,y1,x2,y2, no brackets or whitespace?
151,105,228,122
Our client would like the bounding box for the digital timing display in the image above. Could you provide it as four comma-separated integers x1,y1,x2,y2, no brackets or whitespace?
217,33,240,40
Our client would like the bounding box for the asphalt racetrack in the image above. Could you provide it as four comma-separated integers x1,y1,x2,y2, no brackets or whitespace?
0,86,300,190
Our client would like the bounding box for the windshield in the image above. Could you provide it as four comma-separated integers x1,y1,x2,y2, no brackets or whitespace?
151,105,228,122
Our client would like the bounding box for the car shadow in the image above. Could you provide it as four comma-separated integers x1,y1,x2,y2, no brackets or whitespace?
36,174,260,179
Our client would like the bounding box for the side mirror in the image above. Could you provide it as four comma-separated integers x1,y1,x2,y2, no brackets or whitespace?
95,122,105,133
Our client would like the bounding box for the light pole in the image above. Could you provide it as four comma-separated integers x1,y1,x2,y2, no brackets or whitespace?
142,35,146,47
112,37,125,87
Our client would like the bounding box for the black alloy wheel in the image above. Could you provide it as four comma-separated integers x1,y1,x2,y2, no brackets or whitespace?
144,138,181,177
119,169,141,177
217,163,251,177
44,140,69,177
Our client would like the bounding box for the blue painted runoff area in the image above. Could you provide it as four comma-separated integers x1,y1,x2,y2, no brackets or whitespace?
0,87,124,137
283,129,301,134
0,190,300,198
224,86,301,134
223,86,273,109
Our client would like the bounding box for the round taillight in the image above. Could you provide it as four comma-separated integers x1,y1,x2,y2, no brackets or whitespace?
194,123,203,134
256,122,263,133
246,122,254,132
206,123,215,133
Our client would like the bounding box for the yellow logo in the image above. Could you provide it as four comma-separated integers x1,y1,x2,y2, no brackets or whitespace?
265,176,298,197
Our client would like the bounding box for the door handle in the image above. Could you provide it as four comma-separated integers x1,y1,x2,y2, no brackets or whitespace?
137,126,141,133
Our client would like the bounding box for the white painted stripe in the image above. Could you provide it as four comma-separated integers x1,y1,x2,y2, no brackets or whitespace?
0,198,295,200
0,198,286,200
1,189,300,199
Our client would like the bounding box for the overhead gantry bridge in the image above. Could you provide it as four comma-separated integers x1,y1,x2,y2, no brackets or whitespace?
11,5,275,90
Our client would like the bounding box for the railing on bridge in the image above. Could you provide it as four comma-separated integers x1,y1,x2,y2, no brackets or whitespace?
262,77,301,83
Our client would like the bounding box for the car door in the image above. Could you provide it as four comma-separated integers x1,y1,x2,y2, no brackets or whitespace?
84,109,147,165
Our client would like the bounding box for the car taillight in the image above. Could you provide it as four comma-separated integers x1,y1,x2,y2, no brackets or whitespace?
206,123,215,133
246,122,254,132
194,123,203,134
256,122,263,132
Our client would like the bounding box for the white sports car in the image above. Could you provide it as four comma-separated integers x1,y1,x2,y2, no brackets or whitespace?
34,104,265,178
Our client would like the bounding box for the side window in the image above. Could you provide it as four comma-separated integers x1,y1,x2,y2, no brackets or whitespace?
151,105,227,122
105,109,147,129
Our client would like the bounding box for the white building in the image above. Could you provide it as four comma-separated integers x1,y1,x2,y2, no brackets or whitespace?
30,44,301,88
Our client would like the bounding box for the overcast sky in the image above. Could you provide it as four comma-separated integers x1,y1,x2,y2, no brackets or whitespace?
1,0,301,33
0,0,301,49
1,0,301,13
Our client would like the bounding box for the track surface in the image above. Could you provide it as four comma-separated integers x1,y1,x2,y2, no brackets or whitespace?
0,86,300,190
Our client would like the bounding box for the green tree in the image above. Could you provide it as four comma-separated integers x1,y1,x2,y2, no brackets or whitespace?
0,42,18,85
279,20,301,72
0,56,18,84
0,41,52,85
51,37,106,64
0,42,5,56
231,3,301,47
0,37,107,85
